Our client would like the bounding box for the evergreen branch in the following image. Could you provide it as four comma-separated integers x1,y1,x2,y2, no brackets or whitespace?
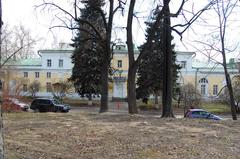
88,5,107,31
77,19,103,41
135,3,170,66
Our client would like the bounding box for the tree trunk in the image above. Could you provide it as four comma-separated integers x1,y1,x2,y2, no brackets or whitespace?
0,0,4,157
126,0,138,114
127,66,138,114
99,62,108,113
161,0,174,118
224,68,237,120
154,93,158,105
218,0,237,120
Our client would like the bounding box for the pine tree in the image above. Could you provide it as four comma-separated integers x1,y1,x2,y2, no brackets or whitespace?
136,15,180,104
70,0,105,99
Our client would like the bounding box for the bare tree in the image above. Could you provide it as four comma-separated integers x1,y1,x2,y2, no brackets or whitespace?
180,83,201,115
51,81,74,103
125,0,218,116
192,0,238,120
1,24,36,59
220,75,240,113
0,0,4,157
0,17,36,159
28,81,41,98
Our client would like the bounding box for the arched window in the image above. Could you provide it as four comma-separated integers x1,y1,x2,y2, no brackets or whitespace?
199,78,208,95
199,78,208,84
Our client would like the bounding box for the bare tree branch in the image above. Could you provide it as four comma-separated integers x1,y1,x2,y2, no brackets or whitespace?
0,41,36,67
172,1,216,39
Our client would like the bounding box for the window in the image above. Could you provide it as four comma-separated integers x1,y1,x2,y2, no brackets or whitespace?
39,99,51,105
192,111,200,115
47,72,51,78
117,60,122,68
23,72,28,78
59,59,63,67
213,85,218,95
201,84,206,95
23,84,27,92
46,82,52,92
47,59,52,67
180,61,186,69
199,78,208,83
199,111,209,116
35,72,39,78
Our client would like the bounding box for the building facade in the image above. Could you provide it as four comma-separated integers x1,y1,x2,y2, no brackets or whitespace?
0,45,238,100
177,52,239,99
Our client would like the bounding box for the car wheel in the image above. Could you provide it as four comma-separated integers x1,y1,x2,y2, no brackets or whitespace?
34,108,39,113
55,108,61,113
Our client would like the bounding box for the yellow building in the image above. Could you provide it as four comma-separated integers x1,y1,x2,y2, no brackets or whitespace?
177,52,239,99
0,44,238,100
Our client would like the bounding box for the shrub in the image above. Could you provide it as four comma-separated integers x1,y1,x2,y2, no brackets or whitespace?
2,103,21,113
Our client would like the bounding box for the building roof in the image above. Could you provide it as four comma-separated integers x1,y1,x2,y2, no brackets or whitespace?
38,49,73,54
192,59,220,69
4,58,42,66
177,51,195,56
192,59,239,73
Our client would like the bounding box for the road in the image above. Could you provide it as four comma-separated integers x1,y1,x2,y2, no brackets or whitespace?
27,101,232,119
69,101,233,120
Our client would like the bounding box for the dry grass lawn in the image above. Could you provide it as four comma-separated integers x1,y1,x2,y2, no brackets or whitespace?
3,112,240,159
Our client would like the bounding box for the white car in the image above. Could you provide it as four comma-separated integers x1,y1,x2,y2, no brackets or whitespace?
9,98,30,111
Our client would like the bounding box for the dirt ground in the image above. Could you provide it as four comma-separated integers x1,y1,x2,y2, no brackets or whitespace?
3,111,240,159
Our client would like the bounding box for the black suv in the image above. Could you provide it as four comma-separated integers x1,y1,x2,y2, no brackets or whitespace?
30,98,70,112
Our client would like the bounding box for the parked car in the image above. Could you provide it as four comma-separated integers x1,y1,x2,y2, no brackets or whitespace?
2,98,29,112
30,98,70,112
185,109,222,120
13,99,30,111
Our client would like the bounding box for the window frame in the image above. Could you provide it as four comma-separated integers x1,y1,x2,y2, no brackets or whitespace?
180,61,187,69
46,72,51,78
23,72,28,78
47,59,52,67
117,60,122,68
59,59,63,68
213,85,218,95
35,72,40,78
200,84,206,95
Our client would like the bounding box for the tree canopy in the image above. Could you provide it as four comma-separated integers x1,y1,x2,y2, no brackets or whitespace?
136,17,180,102
70,0,104,99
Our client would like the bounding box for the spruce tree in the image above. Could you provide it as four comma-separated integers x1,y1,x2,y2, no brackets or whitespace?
136,15,180,104
70,0,105,99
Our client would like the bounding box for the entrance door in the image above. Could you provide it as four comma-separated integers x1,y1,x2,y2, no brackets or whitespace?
113,82,124,98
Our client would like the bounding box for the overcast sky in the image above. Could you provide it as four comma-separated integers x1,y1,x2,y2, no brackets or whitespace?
3,0,240,61
3,0,73,50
